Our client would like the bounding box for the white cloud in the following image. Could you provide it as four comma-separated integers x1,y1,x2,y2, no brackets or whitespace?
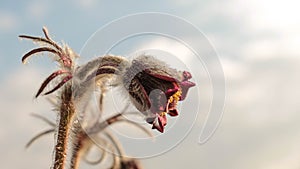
240,36,300,62
0,11,18,32
221,57,249,80
0,67,49,134
261,146,300,169
130,38,196,68
242,0,300,32
173,0,300,62
26,1,50,20
166,1,300,169
74,0,99,10
241,39,282,61
0,67,53,169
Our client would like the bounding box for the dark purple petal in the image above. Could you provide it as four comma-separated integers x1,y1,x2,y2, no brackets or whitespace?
165,86,179,97
123,56,196,132
151,115,167,133
145,70,176,82
146,117,155,124
168,108,179,117
179,81,196,100
182,71,192,81
149,89,166,113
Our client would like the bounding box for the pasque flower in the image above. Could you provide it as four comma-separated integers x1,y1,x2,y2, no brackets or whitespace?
123,55,195,132
20,27,196,169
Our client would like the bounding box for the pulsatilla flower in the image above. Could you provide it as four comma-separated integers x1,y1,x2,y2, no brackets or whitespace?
123,55,195,133
21,27,197,169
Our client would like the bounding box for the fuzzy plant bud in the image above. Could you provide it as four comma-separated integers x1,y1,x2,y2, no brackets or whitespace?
122,55,195,132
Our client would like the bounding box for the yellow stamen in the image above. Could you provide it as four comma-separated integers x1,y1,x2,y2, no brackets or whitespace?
165,89,182,114
160,112,167,116
168,89,182,104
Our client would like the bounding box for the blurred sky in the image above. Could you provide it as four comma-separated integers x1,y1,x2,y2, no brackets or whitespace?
1,0,300,169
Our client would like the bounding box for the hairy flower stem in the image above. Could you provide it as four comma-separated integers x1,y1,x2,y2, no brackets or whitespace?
53,85,75,169
69,130,87,169
69,58,124,169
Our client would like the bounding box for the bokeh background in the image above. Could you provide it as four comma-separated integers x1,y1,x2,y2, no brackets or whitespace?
1,0,300,169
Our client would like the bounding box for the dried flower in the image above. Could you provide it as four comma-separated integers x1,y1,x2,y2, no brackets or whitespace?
122,55,195,132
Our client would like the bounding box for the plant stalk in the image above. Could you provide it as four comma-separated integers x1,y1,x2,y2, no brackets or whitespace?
53,85,75,169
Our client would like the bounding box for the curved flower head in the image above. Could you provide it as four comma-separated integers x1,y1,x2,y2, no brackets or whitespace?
123,55,195,133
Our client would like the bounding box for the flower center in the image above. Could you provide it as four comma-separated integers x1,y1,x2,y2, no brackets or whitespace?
160,111,167,117
169,89,182,104
165,89,182,114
